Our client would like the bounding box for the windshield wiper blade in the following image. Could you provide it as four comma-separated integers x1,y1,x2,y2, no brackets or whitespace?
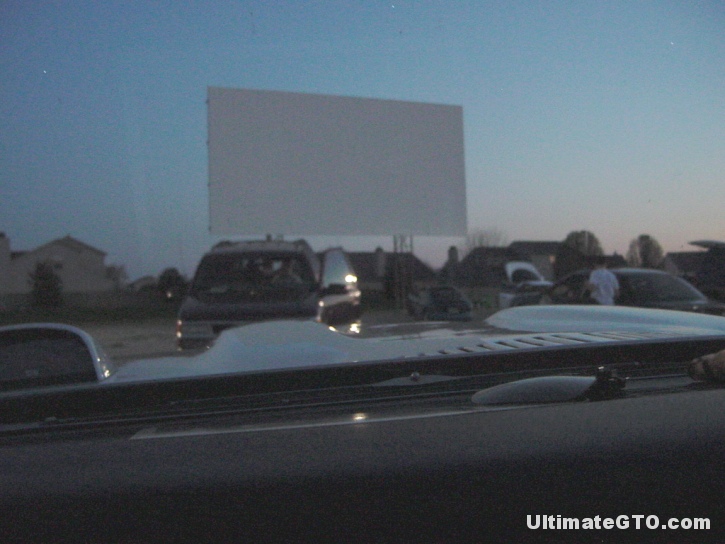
371,373,461,387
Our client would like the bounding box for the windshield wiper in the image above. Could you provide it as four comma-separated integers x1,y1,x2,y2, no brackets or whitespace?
371,373,460,387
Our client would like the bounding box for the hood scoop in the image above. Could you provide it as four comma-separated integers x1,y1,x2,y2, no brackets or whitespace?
423,331,676,358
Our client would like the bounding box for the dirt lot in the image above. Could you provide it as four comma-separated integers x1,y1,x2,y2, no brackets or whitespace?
79,310,412,363
81,318,179,363
80,309,496,364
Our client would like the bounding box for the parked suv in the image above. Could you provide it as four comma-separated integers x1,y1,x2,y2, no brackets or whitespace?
176,240,361,349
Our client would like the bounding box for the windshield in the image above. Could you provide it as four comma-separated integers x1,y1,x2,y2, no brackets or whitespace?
1,2,724,371
5,9,725,542
619,272,708,304
190,252,316,302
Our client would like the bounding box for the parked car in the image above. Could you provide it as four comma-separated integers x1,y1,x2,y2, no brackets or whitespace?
532,268,725,315
690,240,725,301
498,261,553,309
406,285,473,321
176,240,361,349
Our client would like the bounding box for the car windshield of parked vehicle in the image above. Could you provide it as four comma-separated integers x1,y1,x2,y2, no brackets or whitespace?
619,272,708,304
1,2,724,375
191,253,316,301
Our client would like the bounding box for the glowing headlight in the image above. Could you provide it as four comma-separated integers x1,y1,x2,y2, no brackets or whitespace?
178,321,213,337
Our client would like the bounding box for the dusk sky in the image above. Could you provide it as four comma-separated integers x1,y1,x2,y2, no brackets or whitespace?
2,1,723,280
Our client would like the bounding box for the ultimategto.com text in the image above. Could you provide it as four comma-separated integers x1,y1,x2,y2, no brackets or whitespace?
527,515,710,531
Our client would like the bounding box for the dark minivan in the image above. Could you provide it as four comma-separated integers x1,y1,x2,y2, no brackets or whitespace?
176,240,361,349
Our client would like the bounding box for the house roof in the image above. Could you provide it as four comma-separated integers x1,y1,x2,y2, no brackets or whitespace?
665,252,706,274
347,252,383,282
34,235,107,256
347,251,437,283
461,246,525,266
447,246,525,287
606,254,627,268
9,235,107,261
508,241,560,257
386,252,438,282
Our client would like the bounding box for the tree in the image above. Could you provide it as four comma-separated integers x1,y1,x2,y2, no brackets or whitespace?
28,261,63,308
627,234,664,269
157,267,188,300
554,230,603,279
106,265,128,289
465,228,507,255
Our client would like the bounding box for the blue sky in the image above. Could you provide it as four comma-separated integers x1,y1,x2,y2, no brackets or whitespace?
1,1,723,279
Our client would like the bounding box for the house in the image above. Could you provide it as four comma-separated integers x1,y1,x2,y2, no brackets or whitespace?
604,254,628,270
662,252,705,283
552,242,627,279
445,246,525,288
508,241,560,281
346,248,438,300
0,234,125,296
127,275,158,292
665,242,725,300
442,242,563,287
441,246,527,309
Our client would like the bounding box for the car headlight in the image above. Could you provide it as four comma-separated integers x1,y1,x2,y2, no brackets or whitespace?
177,321,213,338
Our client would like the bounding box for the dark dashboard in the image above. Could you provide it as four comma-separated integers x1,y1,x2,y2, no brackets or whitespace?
2,337,725,542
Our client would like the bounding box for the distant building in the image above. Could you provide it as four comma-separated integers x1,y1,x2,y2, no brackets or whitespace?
508,241,560,281
0,234,125,296
447,246,523,288
606,253,628,269
663,248,725,300
0,234,10,295
438,245,460,285
127,275,158,292
346,248,438,294
663,252,704,283
442,242,562,287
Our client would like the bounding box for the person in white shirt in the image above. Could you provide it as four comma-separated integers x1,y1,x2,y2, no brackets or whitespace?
586,256,619,305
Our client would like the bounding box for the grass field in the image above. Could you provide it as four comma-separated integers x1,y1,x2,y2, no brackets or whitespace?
0,304,180,327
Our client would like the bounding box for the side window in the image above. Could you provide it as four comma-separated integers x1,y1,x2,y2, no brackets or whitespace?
616,277,633,304
0,327,98,389
321,249,356,288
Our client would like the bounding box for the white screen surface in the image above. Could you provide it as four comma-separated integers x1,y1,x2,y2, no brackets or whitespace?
208,87,466,236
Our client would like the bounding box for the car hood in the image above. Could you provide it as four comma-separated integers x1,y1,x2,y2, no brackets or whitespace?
634,300,725,315
108,305,725,383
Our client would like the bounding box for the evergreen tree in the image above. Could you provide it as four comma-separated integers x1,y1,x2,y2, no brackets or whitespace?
29,261,63,308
